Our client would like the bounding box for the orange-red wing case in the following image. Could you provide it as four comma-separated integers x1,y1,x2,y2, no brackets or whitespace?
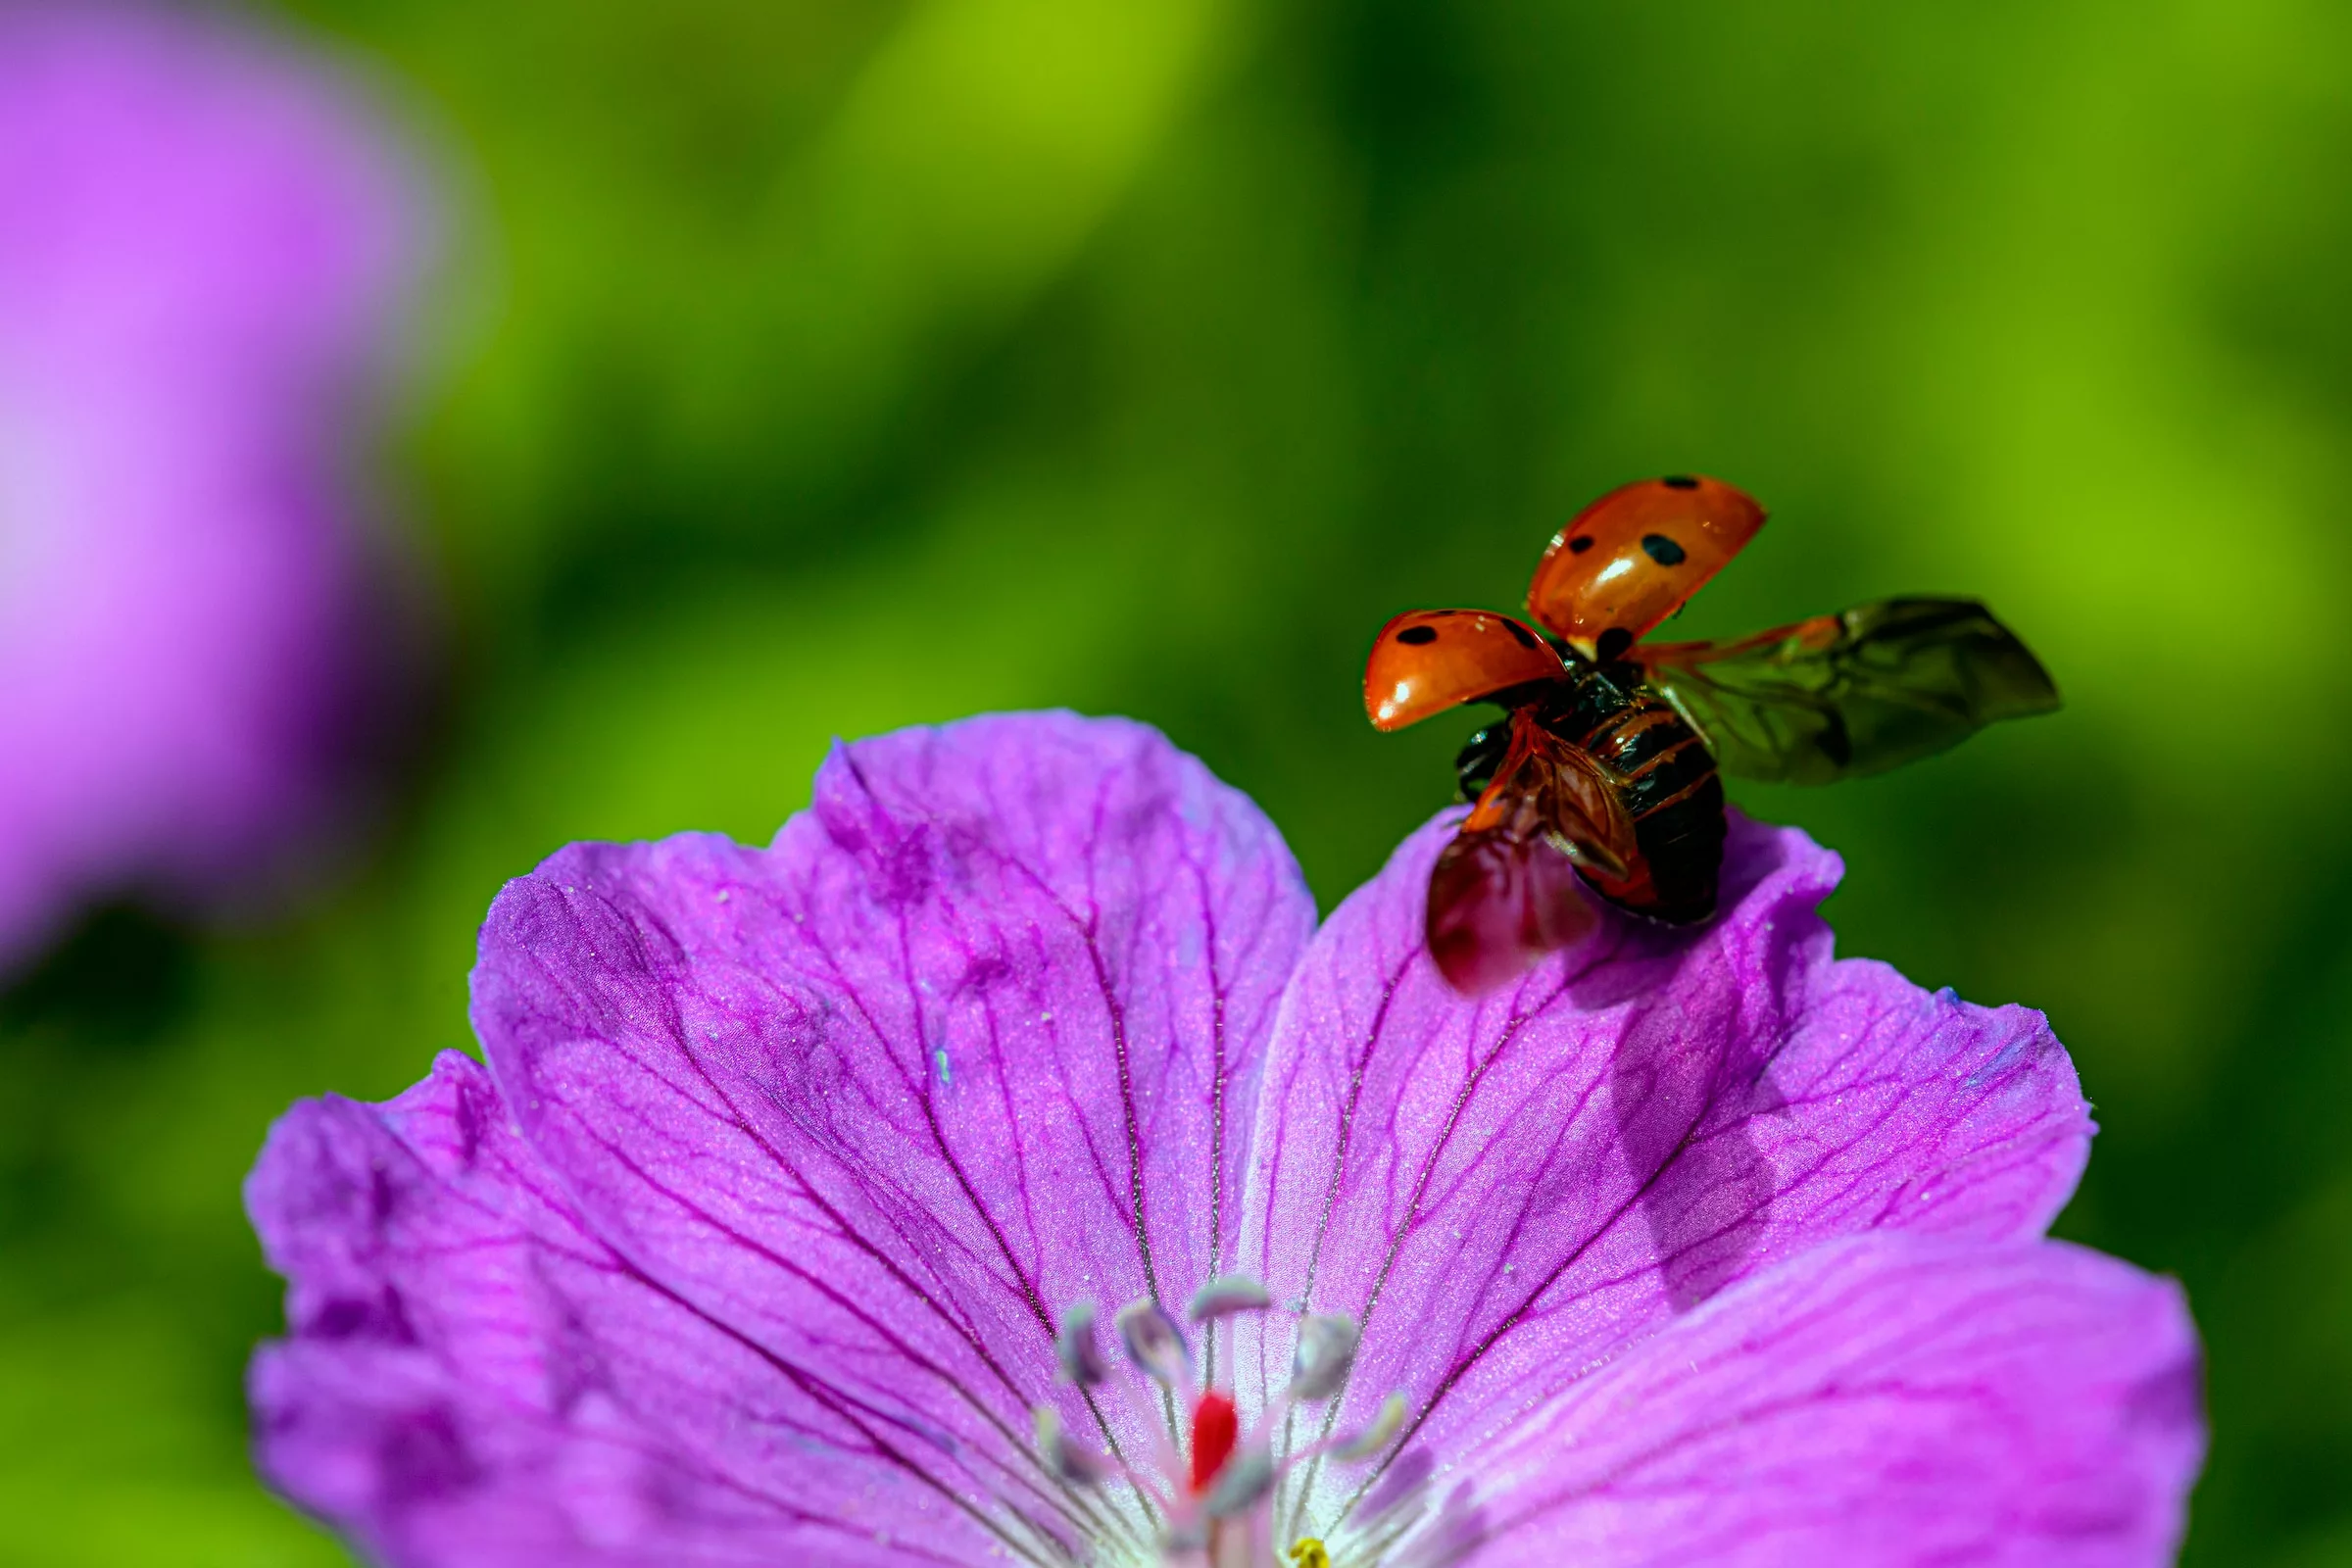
1363,609,1566,732
1526,475,1767,658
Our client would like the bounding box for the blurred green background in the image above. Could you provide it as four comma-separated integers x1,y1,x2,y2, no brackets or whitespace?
5,0,2350,1561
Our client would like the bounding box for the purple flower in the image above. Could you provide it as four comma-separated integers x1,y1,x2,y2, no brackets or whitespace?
246,712,2204,1566
0,4,430,968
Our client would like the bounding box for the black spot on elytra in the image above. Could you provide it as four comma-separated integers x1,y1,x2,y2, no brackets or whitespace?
1396,624,1438,645
1502,619,1540,649
1596,627,1635,662
1661,474,1699,490
1641,533,1687,566
1567,535,1594,554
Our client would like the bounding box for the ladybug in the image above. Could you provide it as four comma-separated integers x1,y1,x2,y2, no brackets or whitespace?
1364,474,2059,995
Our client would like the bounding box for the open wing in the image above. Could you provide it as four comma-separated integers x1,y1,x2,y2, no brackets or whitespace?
1427,711,1635,994
1634,597,2060,786
1364,609,1567,731
1526,474,1768,658
1427,830,1595,996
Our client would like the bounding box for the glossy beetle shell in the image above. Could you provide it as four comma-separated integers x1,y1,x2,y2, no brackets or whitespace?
1526,474,1767,659
1364,608,1565,732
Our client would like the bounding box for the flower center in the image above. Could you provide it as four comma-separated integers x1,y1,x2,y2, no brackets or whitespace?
1030,1275,1420,1568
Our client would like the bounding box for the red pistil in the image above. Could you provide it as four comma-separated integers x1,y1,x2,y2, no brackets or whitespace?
1189,1391,1239,1493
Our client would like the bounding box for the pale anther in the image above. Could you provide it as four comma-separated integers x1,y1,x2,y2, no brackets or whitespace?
1331,1391,1408,1461
1200,1446,1276,1518
1115,1298,1191,1386
1161,1518,1209,1554
1289,1313,1360,1401
1187,1273,1273,1322
1032,1406,1106,1486
1056,1302,1106,1386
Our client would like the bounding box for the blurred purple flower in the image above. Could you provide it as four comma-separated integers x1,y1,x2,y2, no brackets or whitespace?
0,4,431,969
247,712,2203,1566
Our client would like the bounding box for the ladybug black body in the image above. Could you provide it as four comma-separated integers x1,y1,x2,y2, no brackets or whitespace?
1454,660,1724,926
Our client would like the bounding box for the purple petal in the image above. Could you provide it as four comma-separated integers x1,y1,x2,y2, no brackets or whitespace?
1465,1235,2202,1565
257,713,1314,1557
1235,810,2093,1482
0,4,432,967
249,1052,1004,1565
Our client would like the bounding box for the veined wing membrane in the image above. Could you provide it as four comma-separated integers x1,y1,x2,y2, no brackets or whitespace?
1428,711,1634,994
1635,597,2060,785
1460,710,1640,878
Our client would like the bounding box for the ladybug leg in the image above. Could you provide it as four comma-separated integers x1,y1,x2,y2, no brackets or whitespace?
1449,681,1567,802
1453,722,1510,801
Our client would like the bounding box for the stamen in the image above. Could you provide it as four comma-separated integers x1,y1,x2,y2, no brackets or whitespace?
1288,1315,1360,1401
1035,1285,1433,1567
1032,1406,1107,1487
1269,1390,1410,1480
1188,1274,1274,1321
1116,1298,1193,1389
1057,1302,1108,1386
1331,1393,1407,1462
1201,1446,1276,1518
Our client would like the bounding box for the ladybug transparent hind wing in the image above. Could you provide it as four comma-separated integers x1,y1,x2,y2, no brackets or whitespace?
1634,597,2060,786
1425,715,1635,995
1426,828,1594,996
